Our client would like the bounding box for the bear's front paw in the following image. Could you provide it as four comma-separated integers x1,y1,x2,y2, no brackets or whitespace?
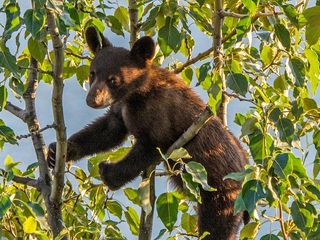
98,161,122,191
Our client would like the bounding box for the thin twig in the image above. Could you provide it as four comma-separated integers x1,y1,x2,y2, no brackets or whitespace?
222,11,282,18
223,91,256,105
16,124,56,140
278,201,288,240
12,176,39,189
213,2,228,126
4,102,27,122
18,66,53,75
46,7,67,239
65,50,92,60
166,106,213,156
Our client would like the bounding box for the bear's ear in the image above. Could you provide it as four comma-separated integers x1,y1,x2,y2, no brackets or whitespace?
85,27,112,54
130,36,156,62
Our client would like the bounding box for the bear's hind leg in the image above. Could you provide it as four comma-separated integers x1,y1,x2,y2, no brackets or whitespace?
198,188,242,240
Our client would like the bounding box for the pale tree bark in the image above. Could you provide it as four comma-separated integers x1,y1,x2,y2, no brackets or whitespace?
5,6,68,239
128,1,157,239
46,8,67,239
213,0,228,126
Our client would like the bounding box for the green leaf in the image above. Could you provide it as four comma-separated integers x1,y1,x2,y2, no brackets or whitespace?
114,6,129,31
224,168,252,182
124,207,140,235
124,188,140,205
4,155,20,171
0,86,8,112
274,23,291,50
276,118,294,143
106,200,122,220
283,4,299,27
181,67,193,85
0,45,20,77
181,172,201,202
240,222,259,239
181,213,197,234
23,216,37,234
105,15,124,36
291,201,314,232
76,65,90,87
287,58,306,87
158,17,181,56
242,180,265,213
185,161,215,191
273,75,288,92
304,48,320,94
0,195,11,219
226,73,249,96
9,77,25,96
248,132,273,162
28,38,46,63
303,7,320,45
197,62,211,84
4,2,21,37
242,0,257,14
234,193,247,215
23,9,45,38
261,45,274,66
260,234,280,240
303,98,318,111
156,192,179,231
273,153,293,179
168,147,192,161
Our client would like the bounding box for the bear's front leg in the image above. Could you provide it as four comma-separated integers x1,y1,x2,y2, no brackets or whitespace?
98,141,159,190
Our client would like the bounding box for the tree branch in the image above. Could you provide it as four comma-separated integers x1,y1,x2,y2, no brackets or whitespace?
16,124,56,140
174,11,281,74
213,1,228,126
22,58,51,187
65,50,92,60
18,66,53,75
12,176,39,189
4,102,27,122
46,8,67,239
47,8,67,205
166,106,213,156
129,0,139,48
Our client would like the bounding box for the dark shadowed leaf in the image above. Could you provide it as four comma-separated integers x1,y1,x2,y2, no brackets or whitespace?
227,73,249,96
23,9,45,38
274,23,290,50
276,118,294,143
0,195,11,218
242,180,265,212
272,153,293,179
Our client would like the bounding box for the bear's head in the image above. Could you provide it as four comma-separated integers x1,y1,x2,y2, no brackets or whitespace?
85,27,156,109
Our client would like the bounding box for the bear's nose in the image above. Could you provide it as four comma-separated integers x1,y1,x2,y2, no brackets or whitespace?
86,94,99,108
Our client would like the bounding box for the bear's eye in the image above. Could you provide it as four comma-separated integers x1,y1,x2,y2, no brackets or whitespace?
89,71,95,85
108,75,119,88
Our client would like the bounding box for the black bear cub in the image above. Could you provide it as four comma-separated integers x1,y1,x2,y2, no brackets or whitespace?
47,27,248,240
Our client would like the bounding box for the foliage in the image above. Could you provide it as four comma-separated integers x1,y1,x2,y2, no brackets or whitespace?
0,0,320,239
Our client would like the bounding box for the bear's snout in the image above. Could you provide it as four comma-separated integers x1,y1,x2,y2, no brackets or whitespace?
86,81,112,109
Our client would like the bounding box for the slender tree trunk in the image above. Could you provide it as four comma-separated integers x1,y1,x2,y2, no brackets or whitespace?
213,0,228,126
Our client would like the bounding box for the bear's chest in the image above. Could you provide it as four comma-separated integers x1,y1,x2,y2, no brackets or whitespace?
121,103,165,144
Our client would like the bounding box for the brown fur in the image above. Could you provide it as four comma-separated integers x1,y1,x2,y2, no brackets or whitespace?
47,27,248,240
